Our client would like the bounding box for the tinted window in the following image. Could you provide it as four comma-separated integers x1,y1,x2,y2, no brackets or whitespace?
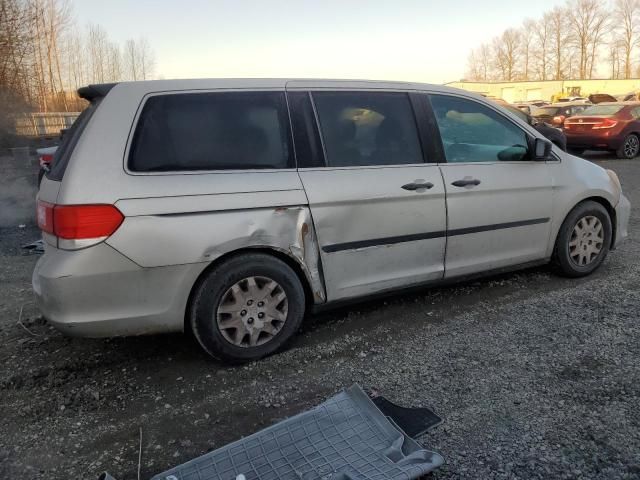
430,95,529,163
505,106,530,124
581,105,624,116
312,92,423,167
288,92,325,168
48,101,99,181
129,92,293,171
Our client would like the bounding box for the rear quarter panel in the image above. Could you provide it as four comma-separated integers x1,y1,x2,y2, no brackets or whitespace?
57,81,326,303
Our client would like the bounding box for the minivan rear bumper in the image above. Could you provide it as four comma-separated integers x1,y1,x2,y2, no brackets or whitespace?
32,242,205,337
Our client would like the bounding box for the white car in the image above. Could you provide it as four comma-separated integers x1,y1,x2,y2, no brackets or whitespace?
34,79,631,362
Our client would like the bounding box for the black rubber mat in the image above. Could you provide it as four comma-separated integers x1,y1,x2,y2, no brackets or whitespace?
371,395,442,439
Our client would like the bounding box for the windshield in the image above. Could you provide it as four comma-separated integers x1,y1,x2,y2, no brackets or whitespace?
581,105,624,116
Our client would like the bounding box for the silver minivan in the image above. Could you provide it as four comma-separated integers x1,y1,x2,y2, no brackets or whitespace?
34,79,631,362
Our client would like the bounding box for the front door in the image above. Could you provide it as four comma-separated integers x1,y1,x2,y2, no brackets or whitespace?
290,89,447,301
428,93,554,278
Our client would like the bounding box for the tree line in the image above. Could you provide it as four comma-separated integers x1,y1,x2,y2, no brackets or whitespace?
466,0,640,82
0,0,156,114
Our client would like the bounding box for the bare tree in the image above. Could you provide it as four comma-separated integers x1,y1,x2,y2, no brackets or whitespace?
478,44,491,81
465,49,482,81
493,29,520,81
547,7,570,79
123,38,138,80
608,40,625,78
613,0,640,78
87,23,109,83
567,0,610,78
123,37,155,81
137,37,155,80
1,0,157,120
520,19,536,80
533,14,552,80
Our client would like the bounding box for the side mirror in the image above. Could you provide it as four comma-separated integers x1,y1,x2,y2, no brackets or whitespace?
533,137,553,160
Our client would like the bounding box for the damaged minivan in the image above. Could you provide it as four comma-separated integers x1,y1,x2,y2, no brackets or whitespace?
34,79,630,362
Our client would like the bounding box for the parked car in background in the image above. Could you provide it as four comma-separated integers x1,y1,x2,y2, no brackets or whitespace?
588,93,617,104
564,102,640,158
34,79,630,362
36,146,57,185
505,106,567,151
617,92,639,102
557,97,590,104
532,102,590,128
517,100,549,108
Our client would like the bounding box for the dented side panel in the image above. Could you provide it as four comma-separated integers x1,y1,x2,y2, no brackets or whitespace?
107,195,326,303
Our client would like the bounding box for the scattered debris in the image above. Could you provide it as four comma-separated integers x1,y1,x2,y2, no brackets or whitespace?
16,304,41,337
138,427,143,480
22,239,44,254
100,385,443,480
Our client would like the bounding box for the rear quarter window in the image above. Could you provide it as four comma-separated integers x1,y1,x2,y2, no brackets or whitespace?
128,91,293,172
47,101,99,181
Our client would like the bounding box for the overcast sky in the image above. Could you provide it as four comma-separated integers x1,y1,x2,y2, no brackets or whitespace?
73,0,563,84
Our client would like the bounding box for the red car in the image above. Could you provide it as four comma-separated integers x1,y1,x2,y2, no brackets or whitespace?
564,102,640,158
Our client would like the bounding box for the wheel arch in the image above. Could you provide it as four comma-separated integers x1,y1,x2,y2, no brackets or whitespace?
184,246,320,333
554,196,617,251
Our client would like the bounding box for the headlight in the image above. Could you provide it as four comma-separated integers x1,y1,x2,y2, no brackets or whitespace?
607,169,622,196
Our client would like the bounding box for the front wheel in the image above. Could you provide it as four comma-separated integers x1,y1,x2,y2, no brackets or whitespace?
190,253,306,363
616,134,640,159
552,201,612,277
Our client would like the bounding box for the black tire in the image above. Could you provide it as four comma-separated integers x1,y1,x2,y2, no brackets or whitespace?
190,253,305,363
552,201,612,278
616,134,640,159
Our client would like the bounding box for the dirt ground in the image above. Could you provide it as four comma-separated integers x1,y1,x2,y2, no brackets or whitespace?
1,154,639,480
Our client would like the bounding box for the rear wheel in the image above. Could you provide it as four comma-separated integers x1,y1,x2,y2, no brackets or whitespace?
552,201,612,277
616,134,640,159
190,253,305,363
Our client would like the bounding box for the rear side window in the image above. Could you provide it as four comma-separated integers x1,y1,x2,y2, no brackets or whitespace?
47,101,98,181
129,91,293,172
311,91,424,167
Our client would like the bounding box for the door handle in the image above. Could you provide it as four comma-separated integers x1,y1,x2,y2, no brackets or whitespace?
402,181,434,191
451,178,481,187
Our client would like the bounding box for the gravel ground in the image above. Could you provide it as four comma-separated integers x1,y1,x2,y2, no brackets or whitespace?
0,153,639,480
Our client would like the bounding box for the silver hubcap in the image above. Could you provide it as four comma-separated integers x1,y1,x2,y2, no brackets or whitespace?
216,276,288,348
569,216,604,267
625,135,639,157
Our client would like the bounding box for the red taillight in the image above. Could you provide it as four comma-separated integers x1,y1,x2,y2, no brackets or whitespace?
37,201,123,239
39,154,54,167
593,118,618,129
